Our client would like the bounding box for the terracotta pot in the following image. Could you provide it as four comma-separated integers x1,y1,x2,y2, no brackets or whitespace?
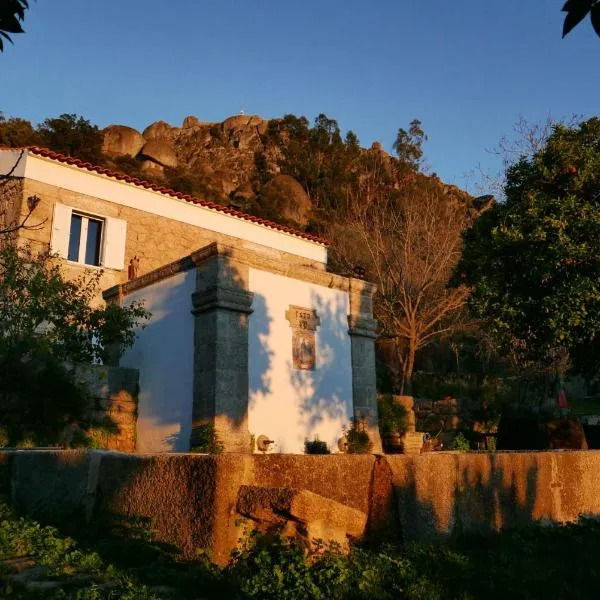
382,432,403,454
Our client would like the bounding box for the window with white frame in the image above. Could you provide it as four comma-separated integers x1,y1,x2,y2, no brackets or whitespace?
51,203,127,270
67,213,104,266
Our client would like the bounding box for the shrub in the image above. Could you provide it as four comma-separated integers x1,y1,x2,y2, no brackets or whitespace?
0,245,149,446
377,395,408,435
190,424,224,454
450,432,471,451
344,419,373,454
304,437,330,454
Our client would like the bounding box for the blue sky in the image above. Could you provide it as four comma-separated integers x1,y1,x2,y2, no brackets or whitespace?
1,0,598,191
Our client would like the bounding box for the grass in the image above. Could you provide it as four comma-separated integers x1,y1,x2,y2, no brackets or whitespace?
2,502,600,599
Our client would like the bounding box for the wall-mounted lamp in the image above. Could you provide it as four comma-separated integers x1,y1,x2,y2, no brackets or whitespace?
27,195,41,211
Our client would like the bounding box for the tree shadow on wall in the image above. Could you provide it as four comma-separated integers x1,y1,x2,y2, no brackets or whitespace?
288,289,354,450
119,261,197,452
248,291,274,406
396,454,543,544
392,452,600,599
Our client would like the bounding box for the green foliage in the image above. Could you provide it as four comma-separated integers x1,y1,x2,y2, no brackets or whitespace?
0,245,148,446
456,117,600,376
189,424,224,454
0,0,29,51
344,419,373,454
0,114,38,146
37,114,104,164
5,502,600,598
377,395,409,435
0,343,88,446
450,432,471,451
393,119,427,170
0,245,149,365
304,437,330,455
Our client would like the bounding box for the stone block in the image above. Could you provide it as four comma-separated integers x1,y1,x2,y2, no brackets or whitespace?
237,485,367,552
402,432,424,455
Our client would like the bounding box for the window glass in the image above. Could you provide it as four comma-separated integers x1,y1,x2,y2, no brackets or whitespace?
68,214,82,261
85,218,102,266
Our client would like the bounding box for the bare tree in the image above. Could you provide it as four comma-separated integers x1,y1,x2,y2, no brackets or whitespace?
335,180,473,393
471,114,581,199
0,149,44,236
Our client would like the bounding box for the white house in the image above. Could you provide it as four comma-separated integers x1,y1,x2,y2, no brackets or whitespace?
0,147,381,453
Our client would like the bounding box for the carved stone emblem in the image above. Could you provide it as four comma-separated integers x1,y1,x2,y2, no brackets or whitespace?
285,306,320,370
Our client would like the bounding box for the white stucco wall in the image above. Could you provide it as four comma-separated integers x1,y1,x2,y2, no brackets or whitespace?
248,268,353,454
119,269,196,452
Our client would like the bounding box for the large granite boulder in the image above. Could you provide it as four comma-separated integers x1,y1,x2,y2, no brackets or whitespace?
143,120,175,141
259,175,312,227
140,139,178,168
102,125,145,157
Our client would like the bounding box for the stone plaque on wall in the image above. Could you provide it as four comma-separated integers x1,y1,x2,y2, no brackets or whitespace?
285,305,320,370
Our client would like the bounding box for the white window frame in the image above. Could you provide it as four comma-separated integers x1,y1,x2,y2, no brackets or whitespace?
69,212,105,266
51,203,128,271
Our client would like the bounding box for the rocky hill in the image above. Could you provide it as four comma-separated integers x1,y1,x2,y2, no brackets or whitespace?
102,114,315,227
1,111,474,235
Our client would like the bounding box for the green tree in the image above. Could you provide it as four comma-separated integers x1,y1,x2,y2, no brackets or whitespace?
0,244,149,445
0,114,39,146
393,119,427,171
455,117,600,374
562,0,600,38
0,245,149,366
0,0,29,51
37,114,104,164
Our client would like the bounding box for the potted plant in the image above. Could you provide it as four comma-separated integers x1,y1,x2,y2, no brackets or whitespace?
304,436,330,454
378,395,409,454
344,419,373,454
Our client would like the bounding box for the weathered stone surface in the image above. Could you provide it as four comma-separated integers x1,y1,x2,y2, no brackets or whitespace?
222,114,265,132
142,120,174,140
191,248,253,453
259,175,312,227
237,485,367,551
232,182,256,203
347,289,382,453
11,450,91,522
140,159,165,175
140,139,178,168
182,115,202,129
102,125,145,157
401,431,424,455
7,451,600,565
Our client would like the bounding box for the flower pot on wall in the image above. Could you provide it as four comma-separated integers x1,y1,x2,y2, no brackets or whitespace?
382,432,403,454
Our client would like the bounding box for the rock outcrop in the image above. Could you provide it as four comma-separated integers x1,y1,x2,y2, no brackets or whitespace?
259,174,312,226
139,139,178,168
102,125,145,157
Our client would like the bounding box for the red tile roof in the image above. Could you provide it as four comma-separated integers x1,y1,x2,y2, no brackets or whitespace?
3,146,328,246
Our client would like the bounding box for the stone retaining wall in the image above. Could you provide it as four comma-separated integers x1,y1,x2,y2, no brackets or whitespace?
73,364,139,452
3,450,600,564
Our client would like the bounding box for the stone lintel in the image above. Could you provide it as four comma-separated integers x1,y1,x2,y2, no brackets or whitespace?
347,315,378,339
191,241,372,293
192,287,254,315
104,241,375,303
103,255,195,302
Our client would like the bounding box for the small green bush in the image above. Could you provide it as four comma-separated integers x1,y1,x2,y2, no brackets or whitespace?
450,432,471,451
344,419,373,454
377,395,408,435
190,424,224,454
304,437,330,454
